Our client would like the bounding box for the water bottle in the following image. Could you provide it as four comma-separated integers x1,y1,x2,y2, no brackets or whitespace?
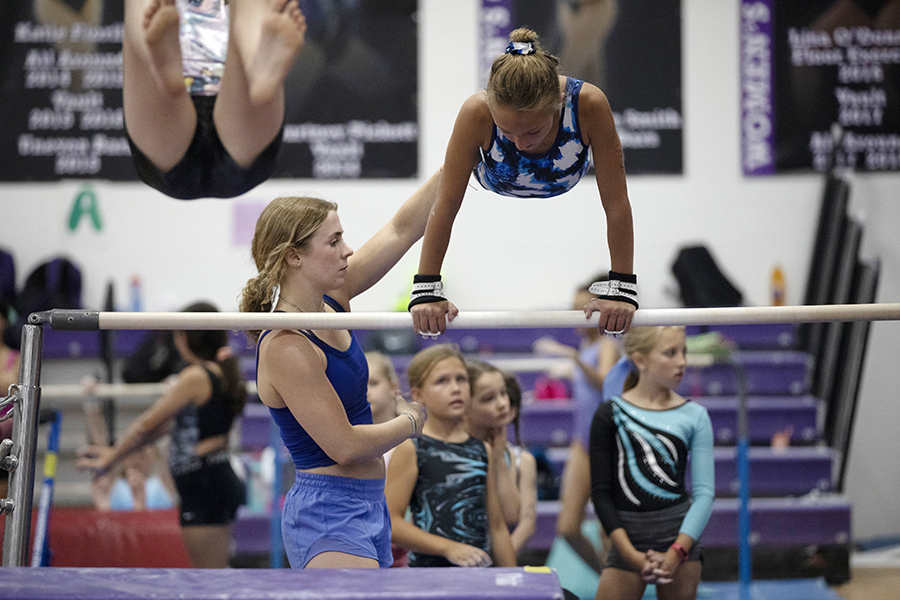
129,275,143,312
770,265,785,306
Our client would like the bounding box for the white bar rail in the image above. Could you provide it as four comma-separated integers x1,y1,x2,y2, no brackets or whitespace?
30,303,900,332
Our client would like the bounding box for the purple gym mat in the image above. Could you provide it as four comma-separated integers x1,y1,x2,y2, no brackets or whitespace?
0,567,564,600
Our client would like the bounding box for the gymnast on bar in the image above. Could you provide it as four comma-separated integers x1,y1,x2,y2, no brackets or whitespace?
408,27,637,338
123,0,306,200
239,170,441,568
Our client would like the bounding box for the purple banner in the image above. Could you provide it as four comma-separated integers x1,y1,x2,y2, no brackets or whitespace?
741,0,776,176
742,0,900,174
480,0,513,85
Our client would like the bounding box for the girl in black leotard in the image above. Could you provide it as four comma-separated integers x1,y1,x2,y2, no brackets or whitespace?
77,301,247,568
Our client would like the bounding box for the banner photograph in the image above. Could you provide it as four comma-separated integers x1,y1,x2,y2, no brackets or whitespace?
741,0,900,175
0,0,418,183
480,0,683,175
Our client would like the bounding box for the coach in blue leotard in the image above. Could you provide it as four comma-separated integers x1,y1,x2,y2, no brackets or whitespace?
240,172,442,569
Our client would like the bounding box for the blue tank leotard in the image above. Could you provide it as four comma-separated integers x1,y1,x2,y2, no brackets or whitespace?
474,77,592,198
257,296,372,470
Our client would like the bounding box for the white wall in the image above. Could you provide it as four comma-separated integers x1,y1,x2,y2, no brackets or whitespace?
1,0,898,540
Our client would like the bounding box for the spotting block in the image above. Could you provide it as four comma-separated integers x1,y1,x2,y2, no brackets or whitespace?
0,566,565,600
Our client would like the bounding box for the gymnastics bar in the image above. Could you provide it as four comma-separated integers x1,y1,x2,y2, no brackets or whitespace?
37,382,259,407
26,302,900,331
6,303,899,566
1,325,41,568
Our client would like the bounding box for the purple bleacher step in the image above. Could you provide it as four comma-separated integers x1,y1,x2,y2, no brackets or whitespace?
702,495,852,547
422,327,582,354
234,496,850,558
42,329,101,359
696,446,835,496
695,396,819,444
707,323,797,350
516,401,579,447
526,495,850,551
678,351,812,397
242,395,822,452
514,396,820,448
544,446,835,496
393,350,812,398
239,402,273,451
42,328,251,361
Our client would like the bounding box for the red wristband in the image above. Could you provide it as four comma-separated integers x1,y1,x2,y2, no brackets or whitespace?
670,542,690,563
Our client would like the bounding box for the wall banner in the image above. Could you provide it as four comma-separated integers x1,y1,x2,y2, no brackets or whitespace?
480,0,683,175
741,0,900,175
0,0,418,183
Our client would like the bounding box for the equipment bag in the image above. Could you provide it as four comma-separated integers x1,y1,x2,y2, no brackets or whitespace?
672,245,743,308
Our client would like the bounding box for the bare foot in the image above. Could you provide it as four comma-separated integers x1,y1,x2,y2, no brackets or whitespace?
143,0,185,97
248,0,307,106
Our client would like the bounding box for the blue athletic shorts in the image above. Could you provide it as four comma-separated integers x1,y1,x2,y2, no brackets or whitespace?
282,472,393,569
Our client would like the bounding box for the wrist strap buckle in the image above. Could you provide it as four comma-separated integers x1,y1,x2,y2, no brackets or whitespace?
589,272,639,309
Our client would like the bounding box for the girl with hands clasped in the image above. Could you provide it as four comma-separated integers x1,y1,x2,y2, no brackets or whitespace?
241,171,440,569
464,362,537,556
589,327,714,600
385,345,516,568
77,302,247,568
409,27,637,337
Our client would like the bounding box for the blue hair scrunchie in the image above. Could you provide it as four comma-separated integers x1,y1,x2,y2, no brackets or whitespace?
505,40,536,55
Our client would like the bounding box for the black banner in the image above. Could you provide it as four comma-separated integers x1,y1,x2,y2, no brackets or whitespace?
481,0,683,175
